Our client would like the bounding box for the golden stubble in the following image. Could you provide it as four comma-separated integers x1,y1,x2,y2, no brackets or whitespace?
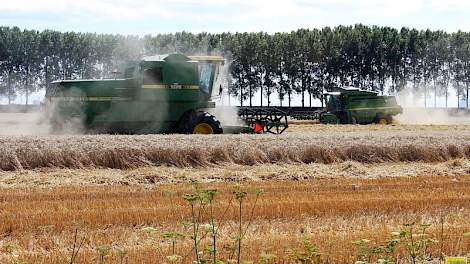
1,177,470,263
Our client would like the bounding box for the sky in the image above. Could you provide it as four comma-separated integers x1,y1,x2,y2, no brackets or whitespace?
1,0,470,35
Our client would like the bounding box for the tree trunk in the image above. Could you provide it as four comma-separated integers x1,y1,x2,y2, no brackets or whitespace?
239,82,243,107
424,84,427,108
7,72,12,105
267,88,271,107
260,85,263,107
288,91,291,107
467,83,469,108
25,67,30,105
445,86,448,108
25,77,29,105
309,90,312,108
392,75,396,92
301,89,305,108
260,73,263,107
457,84,460,108
320,80,325,108
288,78,293,107
434,80,437,108
249,85,252,107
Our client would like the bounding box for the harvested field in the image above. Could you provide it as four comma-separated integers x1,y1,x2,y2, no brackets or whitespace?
1,177,470,263
1,120,470,263
1,160,470,187
2,126,470,170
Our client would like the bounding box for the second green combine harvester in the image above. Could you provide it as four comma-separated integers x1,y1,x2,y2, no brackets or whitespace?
319,87,402,125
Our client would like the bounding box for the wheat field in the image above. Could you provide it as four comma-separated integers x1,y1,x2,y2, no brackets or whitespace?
2,125,470,170
1,121,470,263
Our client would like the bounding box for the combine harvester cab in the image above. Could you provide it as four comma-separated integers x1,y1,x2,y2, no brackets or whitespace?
320,87,403,125
45,53,258,134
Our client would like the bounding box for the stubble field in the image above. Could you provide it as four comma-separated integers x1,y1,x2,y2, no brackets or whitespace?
1,114,470,263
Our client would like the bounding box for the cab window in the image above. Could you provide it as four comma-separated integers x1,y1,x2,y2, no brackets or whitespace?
326,94,341,112
143,68,162,84
199,63,214,94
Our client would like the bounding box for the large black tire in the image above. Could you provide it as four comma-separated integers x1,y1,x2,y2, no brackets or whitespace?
178,111,223,134
350,116,358,125
375,113,392,125
319,112,340,124
385,115,393,124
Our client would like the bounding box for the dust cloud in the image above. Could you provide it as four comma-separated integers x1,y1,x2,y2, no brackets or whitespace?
208,106,244,126
0,112,51,135
0,101,85,135
395,89,470,125
205,55,245,127
395,108,470,125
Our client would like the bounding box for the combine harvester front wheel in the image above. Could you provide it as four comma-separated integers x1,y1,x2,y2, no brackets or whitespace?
179,111,223,134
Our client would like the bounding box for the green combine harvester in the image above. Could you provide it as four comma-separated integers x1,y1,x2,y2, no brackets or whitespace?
45,53,261,134
319,87,403,124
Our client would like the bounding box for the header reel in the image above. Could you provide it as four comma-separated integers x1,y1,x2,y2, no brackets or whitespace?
238,107,288,134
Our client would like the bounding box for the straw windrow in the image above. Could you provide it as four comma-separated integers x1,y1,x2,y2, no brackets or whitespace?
1,132,469,170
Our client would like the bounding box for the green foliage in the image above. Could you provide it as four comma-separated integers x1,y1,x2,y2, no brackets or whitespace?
259,252,277,264
398,223,437,264
3,242,17,254
152,182,266,264
351,235,401,264
115,248,128,264
1,25,470,106
291,236,323,264
352,222,440,264
96,244,111,264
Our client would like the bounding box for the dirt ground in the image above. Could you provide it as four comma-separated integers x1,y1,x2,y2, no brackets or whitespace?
0,114,470,263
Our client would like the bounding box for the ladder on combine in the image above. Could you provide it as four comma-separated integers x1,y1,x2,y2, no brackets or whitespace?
238,107,289,134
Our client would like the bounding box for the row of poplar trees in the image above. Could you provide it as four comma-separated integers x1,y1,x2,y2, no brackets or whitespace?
1,24,470,107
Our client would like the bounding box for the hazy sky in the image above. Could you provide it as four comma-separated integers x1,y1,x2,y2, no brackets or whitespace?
1,0,470,34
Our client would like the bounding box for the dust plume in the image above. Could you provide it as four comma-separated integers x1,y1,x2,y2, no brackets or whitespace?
0,88,87,136
206,55,245,127
395,108,470,125
395,89,470,125
0,102,86,136
207,106,245,126
0,111,50,135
